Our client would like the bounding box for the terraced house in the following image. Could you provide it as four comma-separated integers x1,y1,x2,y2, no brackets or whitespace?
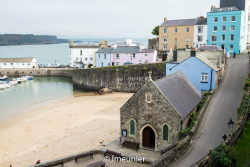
207,7,246,54
159,18,196,51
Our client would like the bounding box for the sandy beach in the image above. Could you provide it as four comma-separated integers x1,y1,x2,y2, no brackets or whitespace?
0,92,133,167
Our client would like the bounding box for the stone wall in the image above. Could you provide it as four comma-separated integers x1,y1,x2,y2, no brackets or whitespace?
72,63,166,92
0,68,73,77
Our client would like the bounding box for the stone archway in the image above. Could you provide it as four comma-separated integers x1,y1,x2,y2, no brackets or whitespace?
142,126,156,149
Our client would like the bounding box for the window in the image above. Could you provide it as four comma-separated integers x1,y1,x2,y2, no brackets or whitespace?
164,27,168,34
174,28,178,33
145,92,152,103
214,26,218,32
212,35,217,42
145,54,148,56
231,34,234,41
163,38,168,43
90,58,93,61
230,44,234,50
101,62,103,67
222,26,226,31
186,27,189,32
162,124,169,141
185,38,189,43
198,35,203,42
230,25,235,31
222,34,226,41
223,17,227,22
10,63,13,65
104,54,107,59
214,17,218,23
231,16,236,22
201,73,208,82
198,26,203,33
163,44,168,50
85,58,88,61
98,54,100,59
116,62,120,65
108,63,110,66
115,54,119,58
133,53,136,58
80,50,82,55
129,119,136,136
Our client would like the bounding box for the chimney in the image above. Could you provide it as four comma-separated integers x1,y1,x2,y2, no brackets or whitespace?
191,50,196,57
164,17,168,22
173,50,178,62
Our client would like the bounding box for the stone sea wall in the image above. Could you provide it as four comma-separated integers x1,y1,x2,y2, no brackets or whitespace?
72,62,166,92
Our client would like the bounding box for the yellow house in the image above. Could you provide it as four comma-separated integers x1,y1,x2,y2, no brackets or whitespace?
159,18,196,51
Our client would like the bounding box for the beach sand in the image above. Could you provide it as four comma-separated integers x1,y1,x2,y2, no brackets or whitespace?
0,92,133,167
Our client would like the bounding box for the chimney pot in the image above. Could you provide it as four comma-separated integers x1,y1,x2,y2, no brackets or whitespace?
164,17,167,22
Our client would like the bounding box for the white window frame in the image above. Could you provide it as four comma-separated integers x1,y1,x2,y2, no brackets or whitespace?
214,17,218,23
222,26,226,31
231,16,236,22
201,73,208,82
145,92,152,103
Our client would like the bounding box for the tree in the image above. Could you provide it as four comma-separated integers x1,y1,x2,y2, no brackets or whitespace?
152,26,160,36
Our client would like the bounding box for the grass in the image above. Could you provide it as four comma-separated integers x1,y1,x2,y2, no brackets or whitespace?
233,119,250,167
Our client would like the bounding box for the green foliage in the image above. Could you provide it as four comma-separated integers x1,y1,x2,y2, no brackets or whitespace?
237,78,250,116
151,26,160,36
244,78,250,90
197,92,211,111
211,145,237,167
143,66,149,71
88,64,93,68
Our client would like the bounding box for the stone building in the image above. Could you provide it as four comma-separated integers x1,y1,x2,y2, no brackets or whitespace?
120,72,202,151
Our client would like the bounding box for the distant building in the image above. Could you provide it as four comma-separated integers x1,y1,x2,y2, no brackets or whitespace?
148,37,159,50
220,0,246,10
95,47,114,67
207,7,246,54
120,72,202,151
159,18,196,51
69,42,99,68
166,56,220,91
112,46,157,66
194,17,208,48
0,57,38,68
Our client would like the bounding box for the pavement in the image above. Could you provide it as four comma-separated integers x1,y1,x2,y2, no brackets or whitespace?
169,53,249,167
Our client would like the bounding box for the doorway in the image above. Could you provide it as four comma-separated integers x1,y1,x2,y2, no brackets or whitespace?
142,126,155,149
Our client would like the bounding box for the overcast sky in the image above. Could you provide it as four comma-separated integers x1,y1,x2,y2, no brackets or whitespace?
0,0,219,39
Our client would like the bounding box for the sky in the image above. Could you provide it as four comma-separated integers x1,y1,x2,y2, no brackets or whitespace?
0,0,219,39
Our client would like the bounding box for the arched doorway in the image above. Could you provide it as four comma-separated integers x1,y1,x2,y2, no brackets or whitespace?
142,126,155,149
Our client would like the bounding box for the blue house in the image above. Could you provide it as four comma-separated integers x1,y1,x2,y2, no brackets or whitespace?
207,7,245,54
166,56,219,91
95,48,114,67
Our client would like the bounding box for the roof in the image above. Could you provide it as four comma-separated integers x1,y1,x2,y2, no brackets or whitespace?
195,17,207,25
113,46,140,54
161,18,196,27
139,49,155,53
210,6,239,13
197,45,223,51
154,72,202,120
96,47,114,54
0,57,35,63
196,56,219,71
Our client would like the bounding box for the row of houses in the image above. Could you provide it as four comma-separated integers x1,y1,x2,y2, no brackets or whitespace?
0,57,38,69
69,40,157,68
152,1,249,55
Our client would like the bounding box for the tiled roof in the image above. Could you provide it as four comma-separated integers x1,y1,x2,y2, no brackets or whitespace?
210,6,239,13
197,45,223,51
96,47,114,54
154,72,202,120
195,17,207,25
161,18,196,27
0,57,35,63
113,46,140,54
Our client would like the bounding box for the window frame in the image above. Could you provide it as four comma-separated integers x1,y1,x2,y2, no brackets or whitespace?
201,73,209,83
162,124,170,142
128,119,136,137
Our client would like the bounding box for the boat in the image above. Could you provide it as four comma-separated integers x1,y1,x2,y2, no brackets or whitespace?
0,75,9,84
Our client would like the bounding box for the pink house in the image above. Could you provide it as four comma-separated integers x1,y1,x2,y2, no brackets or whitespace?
111,46,157,66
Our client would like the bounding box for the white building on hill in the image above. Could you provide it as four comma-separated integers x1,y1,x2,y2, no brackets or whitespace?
0,57,38,68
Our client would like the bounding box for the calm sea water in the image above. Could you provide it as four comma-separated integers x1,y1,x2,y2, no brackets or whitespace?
0,77,75,121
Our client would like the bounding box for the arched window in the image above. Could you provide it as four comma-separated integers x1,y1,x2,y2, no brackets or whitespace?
129,119,136,136
163,124,169,141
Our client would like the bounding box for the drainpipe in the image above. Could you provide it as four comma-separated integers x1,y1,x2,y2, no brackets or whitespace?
210,69,213,91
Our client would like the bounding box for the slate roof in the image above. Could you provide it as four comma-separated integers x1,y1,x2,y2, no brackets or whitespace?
139,49,155,53
195,17,207,25
96,47,114,54
154,72,202,120
161,18,196,27
210,6,239,13
196,56,219,71
113,46,140,54
197,45,223,51
0,57,35,63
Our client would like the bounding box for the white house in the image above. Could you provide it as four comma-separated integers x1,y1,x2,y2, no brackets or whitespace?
194,17,208,48
0,57,38,68
69,42,99,68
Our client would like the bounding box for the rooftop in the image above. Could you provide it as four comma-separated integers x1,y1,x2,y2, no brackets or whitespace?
195,17,207,25
161,18,196,27
197,45,223,51
0,57,36,63
154,72,202,120
113,46,140,54
96,47,114,54
210,6,239,13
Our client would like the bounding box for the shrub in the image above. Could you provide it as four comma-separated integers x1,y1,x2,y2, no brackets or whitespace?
211,145,237,167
